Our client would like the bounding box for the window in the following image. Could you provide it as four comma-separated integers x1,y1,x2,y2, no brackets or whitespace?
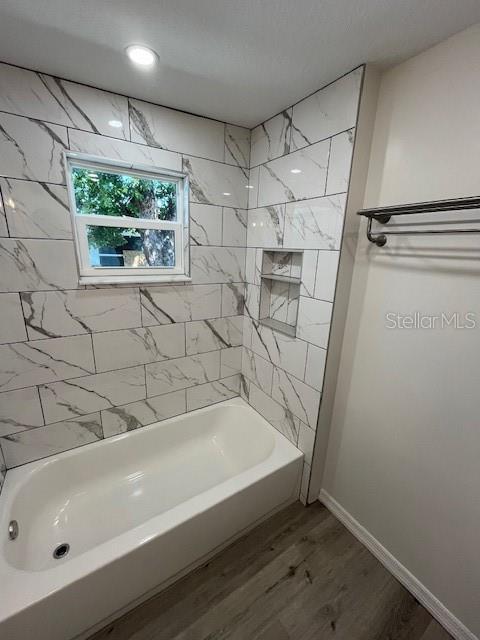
66,154,189,284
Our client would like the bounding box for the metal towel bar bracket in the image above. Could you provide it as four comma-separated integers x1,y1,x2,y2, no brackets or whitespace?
358,196,480,246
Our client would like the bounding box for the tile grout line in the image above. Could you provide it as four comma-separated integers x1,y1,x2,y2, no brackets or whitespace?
1,310,246,347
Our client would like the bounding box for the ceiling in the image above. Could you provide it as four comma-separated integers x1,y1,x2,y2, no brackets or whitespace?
0,1,479,128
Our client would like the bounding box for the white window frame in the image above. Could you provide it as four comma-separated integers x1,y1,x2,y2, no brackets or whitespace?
66,153,190,285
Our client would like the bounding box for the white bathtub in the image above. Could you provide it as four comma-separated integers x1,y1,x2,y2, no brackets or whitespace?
0,397,303,640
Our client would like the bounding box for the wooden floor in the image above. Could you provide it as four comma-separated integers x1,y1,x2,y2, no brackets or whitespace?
89,502,453,640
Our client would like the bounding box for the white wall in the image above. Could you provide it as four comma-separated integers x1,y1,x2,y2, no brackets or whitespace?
321,23,480,639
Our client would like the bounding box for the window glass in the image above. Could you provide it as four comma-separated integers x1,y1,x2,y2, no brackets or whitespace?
86,225,175,268
72,167,177,221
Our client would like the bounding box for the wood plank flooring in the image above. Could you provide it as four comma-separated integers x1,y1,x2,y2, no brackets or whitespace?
89,501,453,640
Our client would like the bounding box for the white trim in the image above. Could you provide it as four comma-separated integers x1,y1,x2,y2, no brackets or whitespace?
79,274,192,285
318,490,477,640
64,152,190,285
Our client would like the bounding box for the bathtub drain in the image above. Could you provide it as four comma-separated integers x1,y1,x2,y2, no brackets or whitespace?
53,543,70,559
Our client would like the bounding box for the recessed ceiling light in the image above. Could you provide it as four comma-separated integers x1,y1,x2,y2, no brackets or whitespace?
108,119,123,129
223,192,231,196
126,45,157,67
245,184,254,189
290,168,302,174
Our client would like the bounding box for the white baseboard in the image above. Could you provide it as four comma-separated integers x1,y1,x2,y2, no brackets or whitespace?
319,490,477,640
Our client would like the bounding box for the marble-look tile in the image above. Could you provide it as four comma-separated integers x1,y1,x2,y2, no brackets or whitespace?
1,413,102,468
305,343,327,391
222,208,247,247
291,68,362,150
189,203,222,246
220,346,242,377
0,387,44,437
300,250,318,297
247,205,285,248
244,283,261,321
248,382,299,444
240,372,250,402
69,129,181,173
0,238,79,292
269,280,290,324
300,461,311,501
241,347,273,394
290,253,303,278
182,156,248,209
0,178,72,239
191,246,245,284
284,193,346,250
297,422,316,464
39,366,146,423
257,140,330,208
225,125,250,168
250,110,292,167
326,129,355,195
146,351,220,397
0,335,95,392
101,389,186,438
259,281,271,320
0,113,67,183
263,250,292,276
21,288,141,340
314,250,340,302
297,296,333,348
186,375,240,411
0,293,27,343
245,248,262,286
93,324,185,372
242,316,254,350
271,367,320,428
141,284,221,326
287,285,300,326
221,283,244,317
0,189,8,237
129,98,224,162
186,316,242,355
0,63,129,138
247,167,259,209
250,322,307,380
0,446,5,492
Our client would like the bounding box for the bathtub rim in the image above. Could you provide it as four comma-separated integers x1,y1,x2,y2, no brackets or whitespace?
0,397,303,623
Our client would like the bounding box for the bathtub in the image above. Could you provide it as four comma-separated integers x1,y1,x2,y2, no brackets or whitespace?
0,397,303,640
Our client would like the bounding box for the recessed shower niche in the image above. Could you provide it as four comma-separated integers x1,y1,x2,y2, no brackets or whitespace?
259,250,304,337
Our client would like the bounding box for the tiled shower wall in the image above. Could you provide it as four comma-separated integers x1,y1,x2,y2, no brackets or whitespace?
241,67,363,501
0,62,250,474
0,60,363,497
